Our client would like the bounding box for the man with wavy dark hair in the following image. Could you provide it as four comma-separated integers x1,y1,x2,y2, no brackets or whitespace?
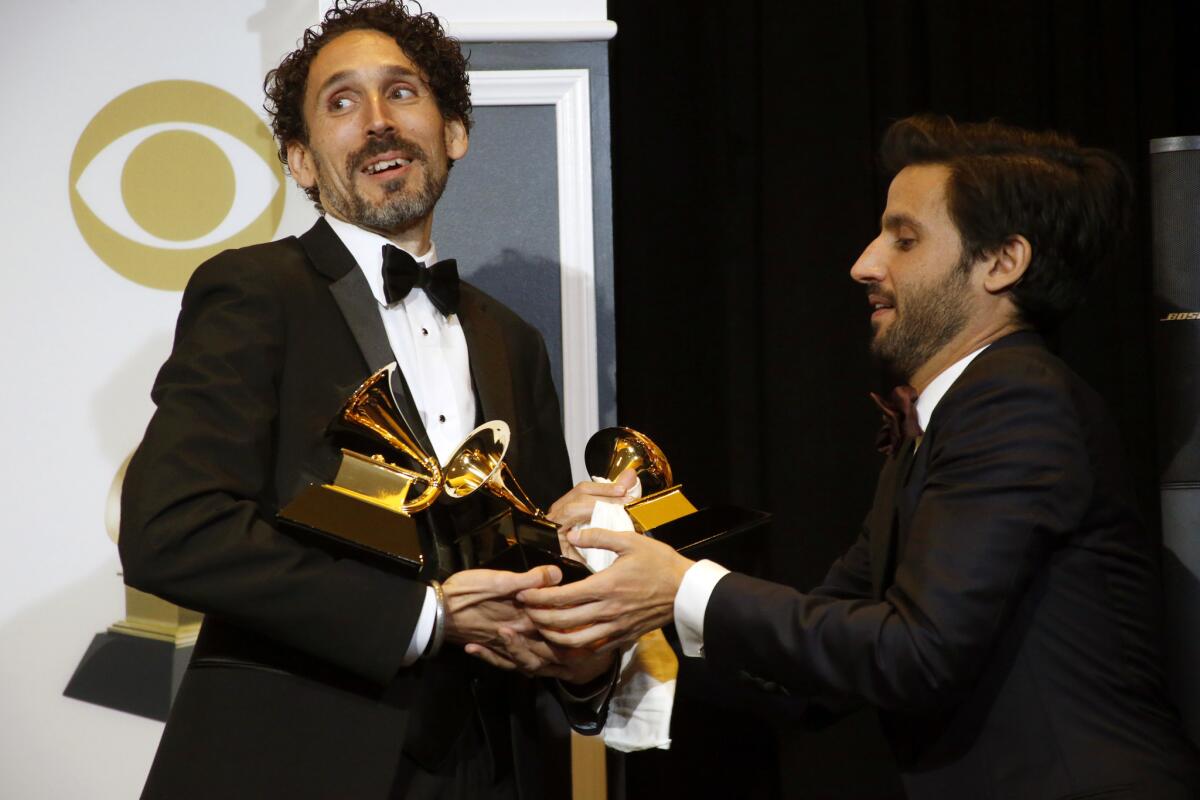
263,0,473,211
120,2,621,798
520,116,1200,798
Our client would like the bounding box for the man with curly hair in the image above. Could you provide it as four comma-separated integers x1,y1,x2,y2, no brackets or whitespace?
119,2,621,797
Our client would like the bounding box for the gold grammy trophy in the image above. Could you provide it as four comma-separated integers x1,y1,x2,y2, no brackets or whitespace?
445,424,592,583
278,363,586,579
278,364,440,571
584,427,769,555
279,364,513,575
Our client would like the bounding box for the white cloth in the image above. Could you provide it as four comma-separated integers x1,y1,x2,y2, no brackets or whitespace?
324,216,478,665
673,345,992,660
576,478,678,752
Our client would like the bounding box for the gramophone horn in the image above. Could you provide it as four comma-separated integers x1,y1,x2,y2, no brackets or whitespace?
331,364,443,513
584,427,673,494
443,421,545,519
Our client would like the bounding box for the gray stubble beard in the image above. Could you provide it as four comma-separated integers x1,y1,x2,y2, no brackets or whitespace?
317,152,450,235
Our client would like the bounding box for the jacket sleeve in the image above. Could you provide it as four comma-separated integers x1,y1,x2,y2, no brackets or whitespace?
702,353,1092,712
119,253,426,685
809,525,875,601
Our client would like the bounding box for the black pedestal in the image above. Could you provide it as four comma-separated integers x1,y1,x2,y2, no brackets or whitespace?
63,631,192,722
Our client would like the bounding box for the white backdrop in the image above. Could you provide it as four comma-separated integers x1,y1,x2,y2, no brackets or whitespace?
0,2,607,797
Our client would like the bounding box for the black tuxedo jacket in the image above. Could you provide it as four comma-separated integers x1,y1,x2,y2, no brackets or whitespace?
119,218,576,799
703,332,1199,799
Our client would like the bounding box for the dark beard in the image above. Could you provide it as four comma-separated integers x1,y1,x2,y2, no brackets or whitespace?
318,134,449,233
869,258,972,381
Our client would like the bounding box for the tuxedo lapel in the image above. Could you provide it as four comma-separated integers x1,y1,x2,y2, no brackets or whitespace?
869,440,916,598
299,219,435,456
458,286,518,433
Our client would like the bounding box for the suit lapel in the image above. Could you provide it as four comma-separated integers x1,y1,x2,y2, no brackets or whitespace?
869,440,916,598
458,286,518,435
866,337,1050,597
299,218,435,455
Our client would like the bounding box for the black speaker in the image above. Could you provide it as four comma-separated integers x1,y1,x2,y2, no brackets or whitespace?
1149,135,1200,746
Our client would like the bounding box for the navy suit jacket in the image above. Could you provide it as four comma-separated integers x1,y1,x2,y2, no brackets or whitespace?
704,332,1199,799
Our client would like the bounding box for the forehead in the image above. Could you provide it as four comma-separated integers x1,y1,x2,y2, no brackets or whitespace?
306,28,419,95
883,163,955,230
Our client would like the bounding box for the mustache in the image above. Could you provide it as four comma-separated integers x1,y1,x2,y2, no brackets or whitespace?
865,283,896,306
348,134,428,174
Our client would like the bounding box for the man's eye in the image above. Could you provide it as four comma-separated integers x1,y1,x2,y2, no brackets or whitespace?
328,96,351,111
391,86,416,100
896,238,916,250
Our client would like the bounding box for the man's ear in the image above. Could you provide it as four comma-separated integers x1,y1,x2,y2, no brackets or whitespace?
286,140,316,190
982,234,1032,294
444,117,469,161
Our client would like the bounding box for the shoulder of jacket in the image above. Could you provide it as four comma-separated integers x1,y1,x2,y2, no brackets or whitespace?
187,236,313,289
963,338,1073,393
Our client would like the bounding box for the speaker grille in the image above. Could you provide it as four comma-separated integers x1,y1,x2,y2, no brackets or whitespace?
1151,141,1200,485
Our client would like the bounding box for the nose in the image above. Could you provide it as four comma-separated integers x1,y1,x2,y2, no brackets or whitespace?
850,234,886,285
364,93,395,137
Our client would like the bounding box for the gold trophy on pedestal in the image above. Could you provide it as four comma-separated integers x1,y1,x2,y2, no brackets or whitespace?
279,363,445,571
584,427,769,556
584,427,697,530
279,363,587,579
63,454,204,721
444,424,592,583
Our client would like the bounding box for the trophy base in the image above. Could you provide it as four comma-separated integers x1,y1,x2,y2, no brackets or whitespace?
626,484,699,531
459,508,592,584
647,505,771,556
63,630,192,721
279,483,424,572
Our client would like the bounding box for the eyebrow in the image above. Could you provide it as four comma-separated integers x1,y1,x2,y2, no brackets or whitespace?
314,64,423,98
882,212,924,233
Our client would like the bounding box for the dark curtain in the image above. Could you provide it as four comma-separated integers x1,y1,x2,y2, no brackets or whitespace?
606,1,1200,797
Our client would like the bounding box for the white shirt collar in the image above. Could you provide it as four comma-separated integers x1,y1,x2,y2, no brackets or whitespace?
914,345,990,432
323,215,437,306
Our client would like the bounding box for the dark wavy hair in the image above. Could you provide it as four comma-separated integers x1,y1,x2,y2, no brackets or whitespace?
880,115,1132,330
263,0,472,207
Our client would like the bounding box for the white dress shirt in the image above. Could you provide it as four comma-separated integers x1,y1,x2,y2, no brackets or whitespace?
325,215,478,664
673,344,990,658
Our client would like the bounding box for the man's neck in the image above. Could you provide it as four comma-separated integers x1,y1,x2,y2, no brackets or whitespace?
323,209,434,256
909,319,1029,393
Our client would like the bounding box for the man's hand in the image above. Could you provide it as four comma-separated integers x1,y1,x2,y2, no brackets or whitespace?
441,566,561,647
517,528,694,652
465,628,617,684
546,468,639,531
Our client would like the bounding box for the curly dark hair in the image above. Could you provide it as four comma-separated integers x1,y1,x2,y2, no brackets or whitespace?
880,115,1132,331
263,0,472,207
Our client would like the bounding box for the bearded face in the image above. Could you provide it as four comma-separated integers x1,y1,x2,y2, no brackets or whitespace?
312,131,449,234
288,29,468,237
867,254,973,381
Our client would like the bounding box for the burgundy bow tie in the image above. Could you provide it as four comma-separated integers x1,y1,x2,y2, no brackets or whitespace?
382,244,460,316
869,385,923,456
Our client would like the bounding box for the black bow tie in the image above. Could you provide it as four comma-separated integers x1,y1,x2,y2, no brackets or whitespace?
382,244,460,316
869,385,923,456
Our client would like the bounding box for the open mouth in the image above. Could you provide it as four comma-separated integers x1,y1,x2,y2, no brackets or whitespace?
361,155,413,179
868,294,895,319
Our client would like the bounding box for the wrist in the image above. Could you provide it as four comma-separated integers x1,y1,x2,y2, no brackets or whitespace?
423,579,447,659
560,653,618,696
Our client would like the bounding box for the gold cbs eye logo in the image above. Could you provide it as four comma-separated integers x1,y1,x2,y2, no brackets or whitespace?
70,80,285,291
